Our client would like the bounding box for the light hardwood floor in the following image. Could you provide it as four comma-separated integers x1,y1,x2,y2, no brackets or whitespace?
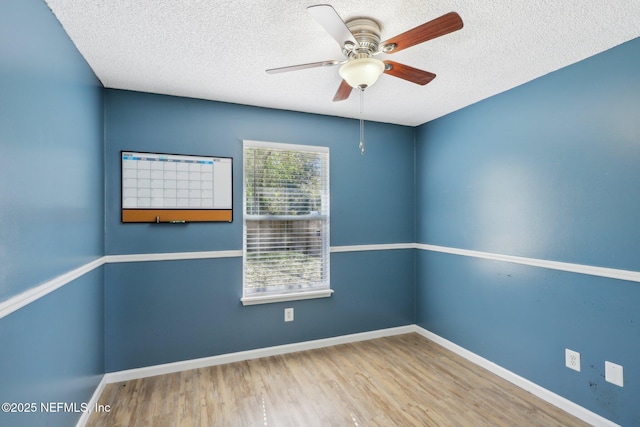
87,333,589,426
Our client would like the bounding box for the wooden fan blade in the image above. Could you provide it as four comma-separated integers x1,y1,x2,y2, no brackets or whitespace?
383,61,436,85
308,4,359,49
266,60,339,74
381,12,463,54
333,79,353,102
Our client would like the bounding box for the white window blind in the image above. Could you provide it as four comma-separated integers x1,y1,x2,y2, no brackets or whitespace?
242,140,331,305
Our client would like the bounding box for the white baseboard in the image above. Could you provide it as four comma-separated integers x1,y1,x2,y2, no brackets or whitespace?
75,375,107,427
413,326,619,427
103,325,415,383
88,325,616,427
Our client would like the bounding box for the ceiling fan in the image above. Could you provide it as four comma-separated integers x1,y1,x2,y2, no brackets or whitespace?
266,4,464,102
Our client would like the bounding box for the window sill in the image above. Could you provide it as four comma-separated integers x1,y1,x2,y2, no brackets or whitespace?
241,289,334,306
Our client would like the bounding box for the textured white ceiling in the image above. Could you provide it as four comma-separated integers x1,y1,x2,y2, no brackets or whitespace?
45,0,640,126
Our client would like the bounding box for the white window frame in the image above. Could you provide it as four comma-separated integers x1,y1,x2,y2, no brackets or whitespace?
241,140,332,306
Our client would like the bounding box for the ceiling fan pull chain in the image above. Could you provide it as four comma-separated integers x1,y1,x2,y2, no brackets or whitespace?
359,87,365,154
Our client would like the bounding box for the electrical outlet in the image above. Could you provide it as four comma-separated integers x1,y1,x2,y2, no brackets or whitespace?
565,349,580,372
284,308,294,322
605,361,623,387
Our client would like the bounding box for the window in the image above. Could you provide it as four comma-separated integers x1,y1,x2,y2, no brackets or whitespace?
242,140,331,305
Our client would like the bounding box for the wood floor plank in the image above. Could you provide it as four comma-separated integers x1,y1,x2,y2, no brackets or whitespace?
87,333,589,426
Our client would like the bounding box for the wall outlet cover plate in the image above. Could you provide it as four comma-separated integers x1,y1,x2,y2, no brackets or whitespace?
284,308,294,322
565,349,581,372
605,361,623,387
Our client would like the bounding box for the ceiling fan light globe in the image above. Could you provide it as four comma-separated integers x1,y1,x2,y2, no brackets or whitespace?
339,58,385,89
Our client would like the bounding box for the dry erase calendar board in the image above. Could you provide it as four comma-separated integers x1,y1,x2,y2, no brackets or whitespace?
121,151,233,223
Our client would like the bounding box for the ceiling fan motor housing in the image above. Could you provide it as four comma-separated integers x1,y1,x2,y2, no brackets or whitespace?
339,18,385,88
343,18,381,57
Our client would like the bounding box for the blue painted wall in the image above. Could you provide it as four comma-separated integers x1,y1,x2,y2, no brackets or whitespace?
415,38,640,425
104,90,416,371
0,270,104,427
0,1,104,426
105,251,414,371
